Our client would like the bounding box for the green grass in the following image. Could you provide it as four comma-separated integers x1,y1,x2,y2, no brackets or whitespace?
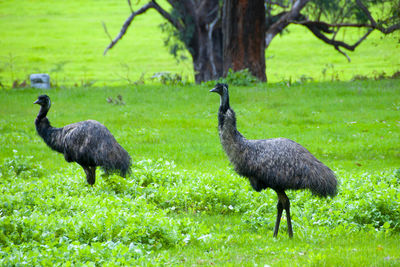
1,80,399,173
1,81,400,265
0,0,189,86
1,0,400,265
167,215,400,266
0,0,399,86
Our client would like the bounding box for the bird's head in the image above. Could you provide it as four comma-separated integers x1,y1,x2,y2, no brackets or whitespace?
209,83,228,96
210,83,230,113
34,95,51,110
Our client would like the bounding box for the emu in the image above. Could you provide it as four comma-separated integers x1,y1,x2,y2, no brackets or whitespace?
210,83,337,238
34,95,131,185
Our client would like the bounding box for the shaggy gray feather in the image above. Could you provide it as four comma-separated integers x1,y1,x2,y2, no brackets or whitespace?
211,83,337,196
34,95,131,184
210,83,338,238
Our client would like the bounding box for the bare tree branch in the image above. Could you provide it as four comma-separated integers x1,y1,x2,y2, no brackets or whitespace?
335,46,351,62
102,21,113,42
356,0,400,34
265,0,311,47
151,1,183,31
127,0,134,13
384,23,400,34
355,0,377,27
284,1,398,61
271,0,398,61
305,23,373,62
104,1,182,56
292,20,373,30
103,2,154,55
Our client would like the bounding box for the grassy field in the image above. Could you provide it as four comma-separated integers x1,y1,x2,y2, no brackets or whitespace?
1,0,400,265
1,80,400,173
1,81,400,265
0,0,399,86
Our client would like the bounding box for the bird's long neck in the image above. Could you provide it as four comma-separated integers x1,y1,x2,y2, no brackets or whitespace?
37,105,49,121
218,91,230,128
218,107,243,139
217,93,246,161
35,107,64,153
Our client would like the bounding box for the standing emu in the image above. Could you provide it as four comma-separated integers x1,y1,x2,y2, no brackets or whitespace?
210,83,337,238
34,95,131,185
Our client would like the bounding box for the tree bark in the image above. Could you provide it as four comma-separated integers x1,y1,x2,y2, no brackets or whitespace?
190,13,223,83
168,0,223,84
192,27,223,83
222,0,266,82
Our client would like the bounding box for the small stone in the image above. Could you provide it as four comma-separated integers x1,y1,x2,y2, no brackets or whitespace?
30,73,50,89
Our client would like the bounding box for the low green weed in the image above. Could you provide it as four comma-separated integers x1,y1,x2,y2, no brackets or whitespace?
151,72,186,85
242,170,400,235
126,160,400,234
0,81,399,264
0,152,44,180
0,159,207,265
1,155,399,265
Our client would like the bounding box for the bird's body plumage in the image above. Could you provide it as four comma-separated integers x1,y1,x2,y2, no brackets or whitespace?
219,108,337,196
211,83,337,237
34,95,131,184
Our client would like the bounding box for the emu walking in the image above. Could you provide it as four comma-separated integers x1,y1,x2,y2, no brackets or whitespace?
210,83,337,238
34,95,131,185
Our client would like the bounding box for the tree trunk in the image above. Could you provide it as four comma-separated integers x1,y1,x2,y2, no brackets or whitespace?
191,21,223,83
222,0,266,82
175,0,223,84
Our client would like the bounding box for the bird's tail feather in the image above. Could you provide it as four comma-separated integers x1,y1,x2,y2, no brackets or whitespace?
308,164,338,197
97,144,132,177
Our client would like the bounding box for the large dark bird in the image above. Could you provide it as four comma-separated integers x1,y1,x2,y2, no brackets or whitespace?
210,83,337,238
34,95,131,185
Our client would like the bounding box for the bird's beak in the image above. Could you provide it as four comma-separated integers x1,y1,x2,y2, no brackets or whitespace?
33,99,40,104
209,87,218,93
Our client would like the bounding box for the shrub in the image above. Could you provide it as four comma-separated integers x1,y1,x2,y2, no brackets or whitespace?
203,68,259,87
150,72,184,85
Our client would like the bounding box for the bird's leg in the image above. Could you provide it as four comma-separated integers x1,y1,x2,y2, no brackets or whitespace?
89,166,96,185
278,190,293,238
284,196,293,238
83,166,96,185
274,190,293,238
273,192,284,238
